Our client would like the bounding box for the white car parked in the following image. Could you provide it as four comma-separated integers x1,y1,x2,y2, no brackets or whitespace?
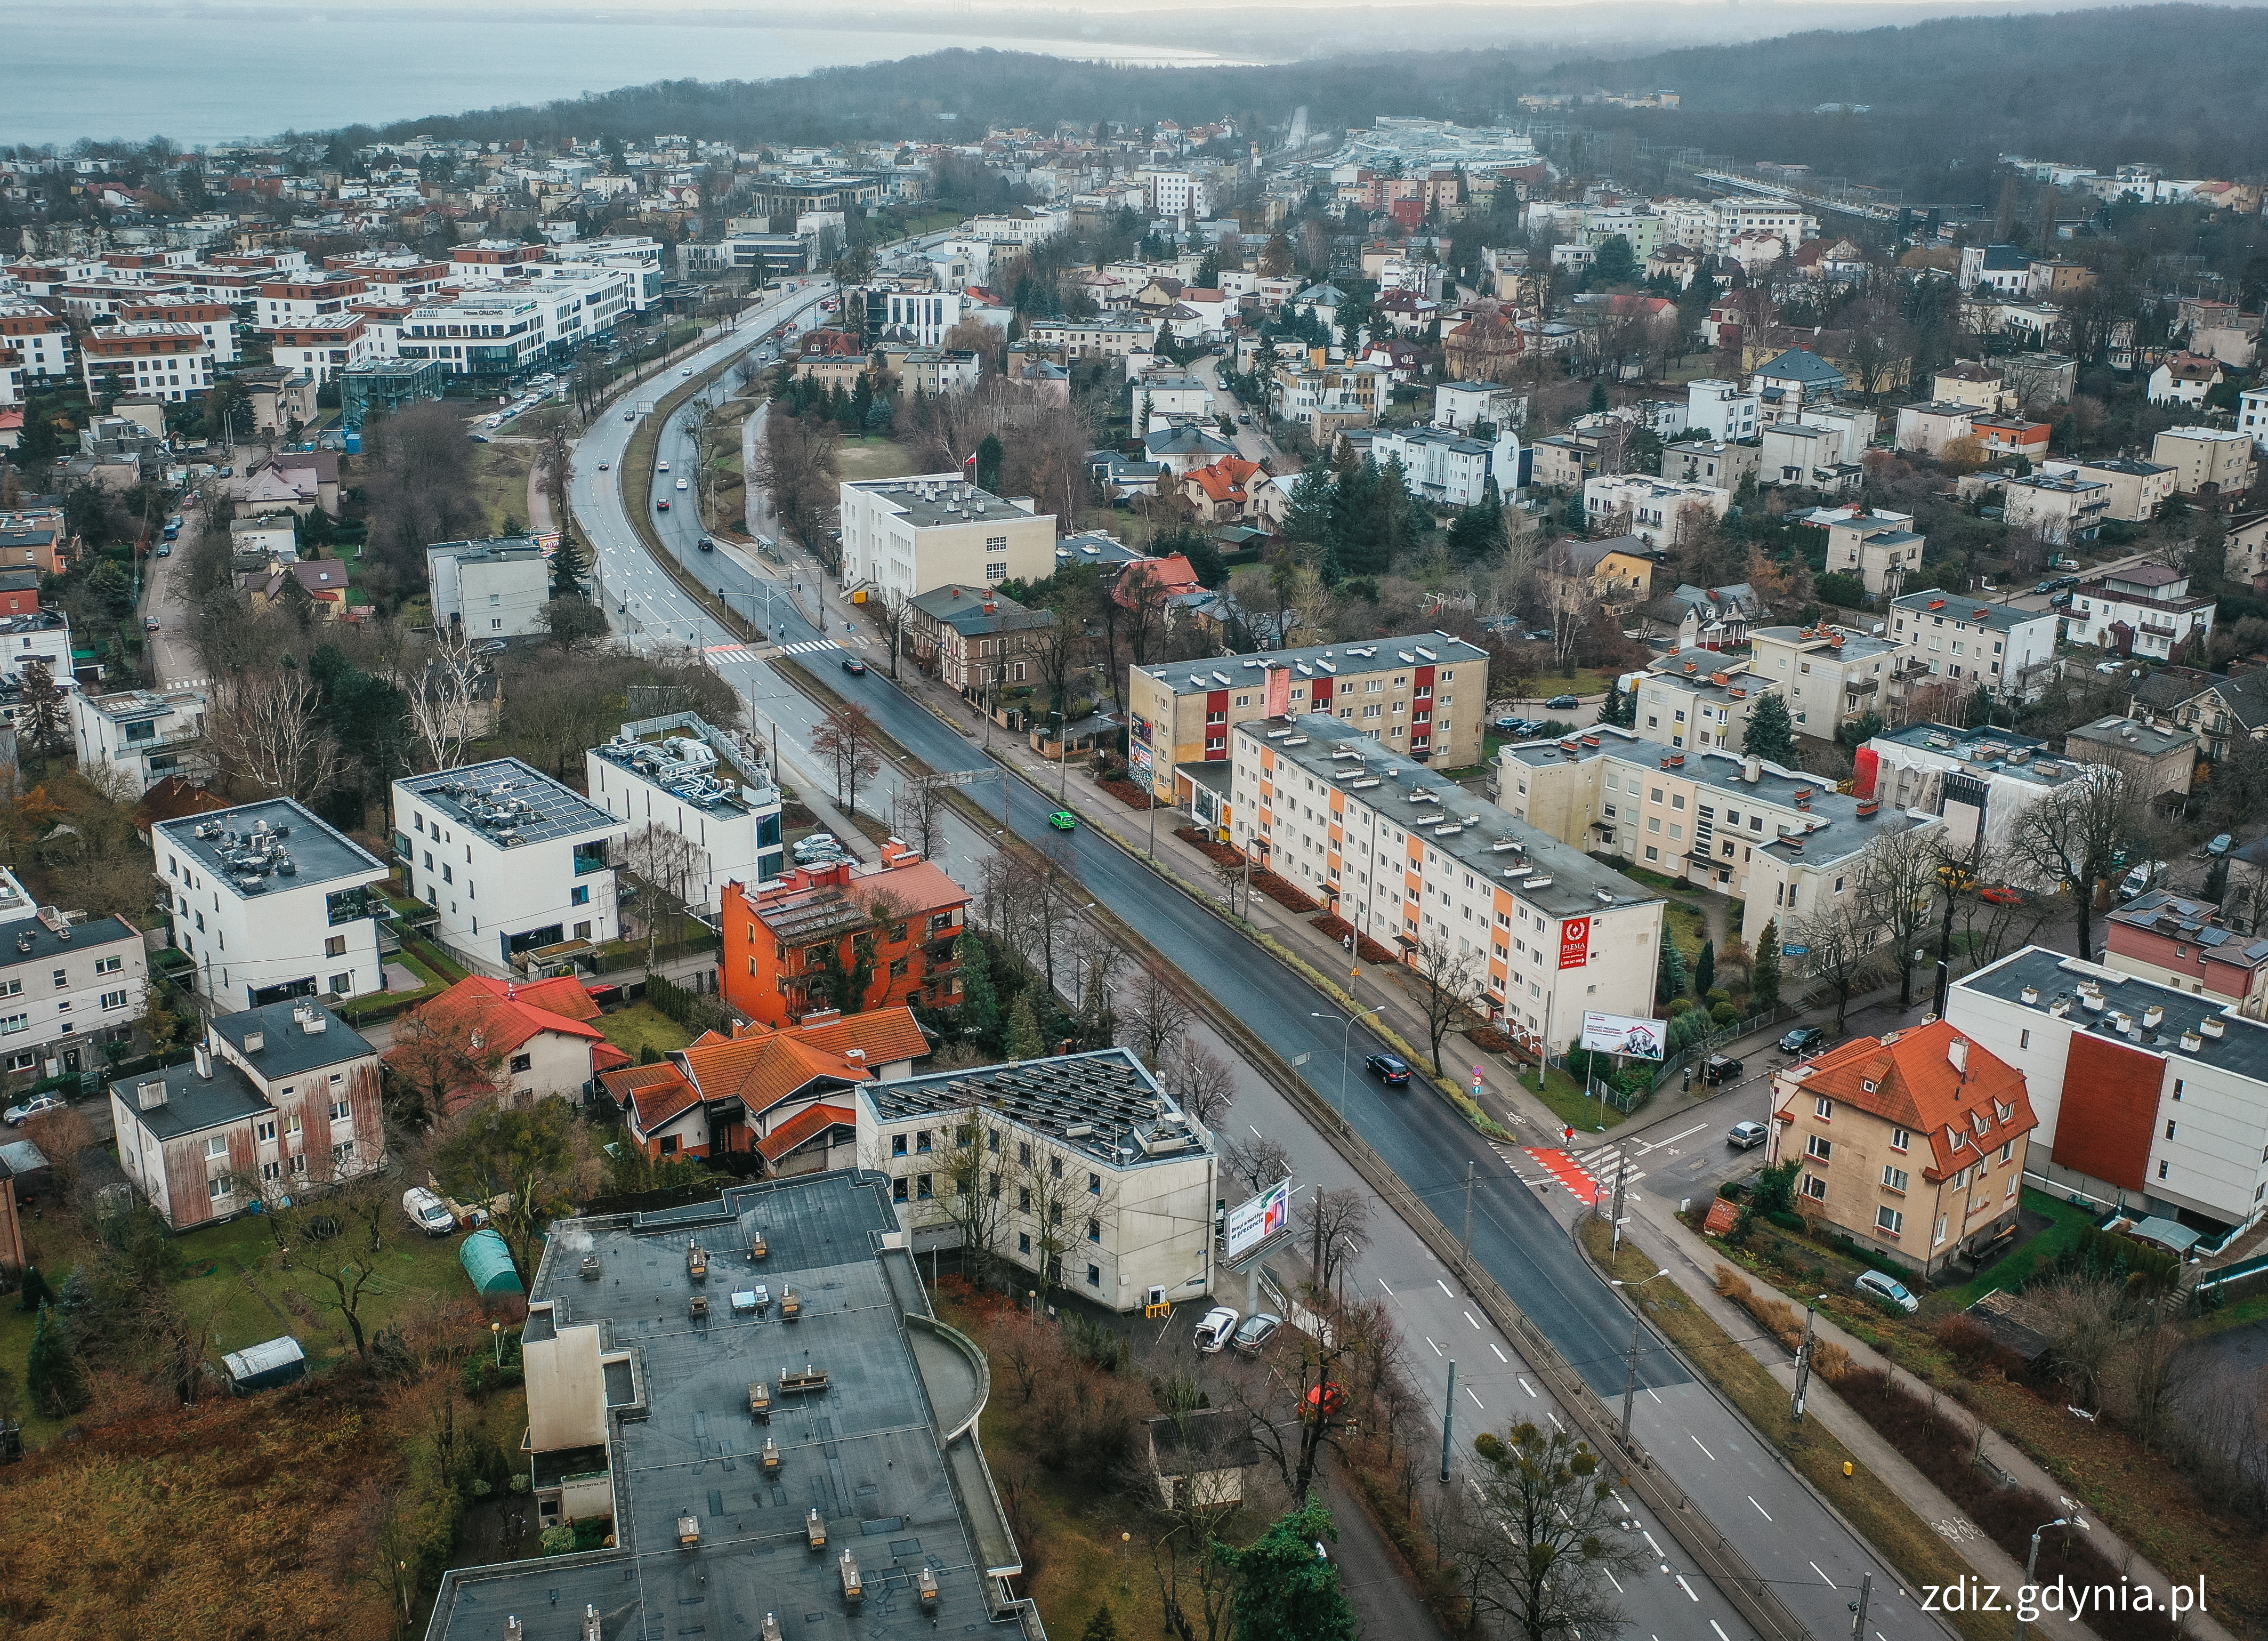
1193,1306,1240,1353
402,1187,457,1237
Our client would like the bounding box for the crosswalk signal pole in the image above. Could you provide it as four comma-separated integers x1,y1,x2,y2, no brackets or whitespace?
1440,1358,1456,1482
1610,1161,1628,1258
1462,1160,1475,1259
1850,1572,1872,1641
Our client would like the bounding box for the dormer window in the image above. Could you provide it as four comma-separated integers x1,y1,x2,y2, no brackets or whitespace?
1861,1080,1877,1093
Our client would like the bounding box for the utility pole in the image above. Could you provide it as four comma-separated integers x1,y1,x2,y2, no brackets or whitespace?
1610,1160,1627,1257
1462,1160,1476,1259
1850,1572,1872,1641
1620,1301,1642,1444
1791,1302,1817,1422
1440,1359,1456,1482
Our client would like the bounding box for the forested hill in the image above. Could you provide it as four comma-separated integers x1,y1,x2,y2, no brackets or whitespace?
341,5,2268,190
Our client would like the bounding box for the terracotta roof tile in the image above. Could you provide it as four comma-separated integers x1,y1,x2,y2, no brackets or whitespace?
1777,1019,2036,1179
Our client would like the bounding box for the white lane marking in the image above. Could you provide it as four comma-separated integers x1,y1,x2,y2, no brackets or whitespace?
1676,1576,1699,1602
1749,1496,1772,1521
1712,1623,1733,1641
1249,1125,1263,1137
1466,1386,1484,1409
1690,1434,1717,1460
1604,1569,1624,1594
1643,1532,1664,1558
1377,1278,1394,1296
1518,1377,1537,1397
1437,1279,1455,1297
1647,1387,1662,1403
1464,1310,1481,1329
1634,1123,1707,1156
1810,1562,1838,1589
1489,1342,1508,1363
1426,1337,1442,1356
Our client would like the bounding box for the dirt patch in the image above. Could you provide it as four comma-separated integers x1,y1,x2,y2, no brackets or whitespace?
1096,775,1155,810
1314,914,1400,966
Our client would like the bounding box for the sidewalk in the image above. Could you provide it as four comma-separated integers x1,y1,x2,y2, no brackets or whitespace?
1625,1191,2235,1641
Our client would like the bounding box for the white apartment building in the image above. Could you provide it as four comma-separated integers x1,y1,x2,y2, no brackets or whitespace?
2037,457,2173,523
879,289,973,348
1135,169,1210,218
0,904,148,1082
391,271,629,378
585,713,785,911
1499,727,1942,950
1686,377,1761,443
1363,424,1522,508
1748,624,1902,733
154,799,391,1011
1862,720,2097,883
2238,387,2268,454
547,236,669,309
256,274,371,329
1581,473,1730,550
1887,593,2060,703
1948,947,2268,1238
69,687,209,793
1236,715,1665,1051
115,299,239,365
861,1048,1220,1312
267,316,375,385
0,299,75,381
838,476,1056,601
1433,380,1527,432
2064,563,2217,662
1132,371,1214,434
393,759,624,976
427,536,550,638
1815,506,1924,598
79,323,214,402
111,1001,383,1231
2152,425,2256,496
2002,472,2112,544
1627,648,1782,754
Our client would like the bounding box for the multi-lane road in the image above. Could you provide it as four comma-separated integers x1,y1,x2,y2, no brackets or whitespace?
566,293,1958,1641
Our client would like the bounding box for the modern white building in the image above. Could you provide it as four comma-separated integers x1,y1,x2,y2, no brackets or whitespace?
1235,714,1665,1053
861,1047,1219,1312
154,799,391,1012
2064,562,2217,662
837,476,1056,601
427,537,551,638
1361,424,1522,508
392,758,624,976
69,687,209,793
1433,380,1526,432
1686,378,1761,443
1134,169,1210,218
1887,592,2060,703
1947,947,2268,1239
79,322,214,402
878,289,974,348
1581,473,1729,550
1861,720,2098,883
0,903,148,1083
585,713,785,912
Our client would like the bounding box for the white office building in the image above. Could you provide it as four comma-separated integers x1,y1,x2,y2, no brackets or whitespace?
427,537,551,638
69,687,209,793
838,476,1057,600
586,714,785,912
392,759,624,977
1686,378,1761,443
154,799,392,1011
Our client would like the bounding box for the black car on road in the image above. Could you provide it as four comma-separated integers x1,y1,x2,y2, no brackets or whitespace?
1779,1025,1829,1055
1544,694,1580,711
1365,1053,1411,1086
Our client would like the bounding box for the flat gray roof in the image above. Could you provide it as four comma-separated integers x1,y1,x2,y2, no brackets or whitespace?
427,1172,1011,1641
861,1047,1208,1172
209,1001,372,1080
1891,593,2054,634
1751,624,1901,661
1958,946,2268,1087
1137,631,1487,699
2066,715,2198,759
846,477,1025,530
399,758,618,847
155,798,387,899
1259,713,1663,921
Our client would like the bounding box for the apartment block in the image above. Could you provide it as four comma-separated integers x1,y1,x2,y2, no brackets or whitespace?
427,536,551,638
2065,563,2216,663
1748,624,1902,733
69,686,209,793
2152,425,2256,497
837,476,1056,601
1629,648,1781,754
1239,715,1665,1049
721,842,968,1026
1580,473,1729,550
585,713,784,911
80,322,214,402
1887,593,2060,704
0,903,148,1083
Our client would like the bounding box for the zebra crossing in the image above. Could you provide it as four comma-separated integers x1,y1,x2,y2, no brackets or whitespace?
1513,1142,1648,1206
701,643,758,665
772,638,841,656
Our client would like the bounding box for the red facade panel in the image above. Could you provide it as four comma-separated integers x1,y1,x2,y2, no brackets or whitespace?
2052,1031,2162,1193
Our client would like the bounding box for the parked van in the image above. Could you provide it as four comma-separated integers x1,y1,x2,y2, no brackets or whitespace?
2118,860,2167,900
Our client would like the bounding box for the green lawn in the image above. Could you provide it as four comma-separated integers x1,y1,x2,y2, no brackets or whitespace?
1518,1060,1632,1132
836,436,925,482
598,1001,693,1060
1931,1188,2098,1309
1492,668,1624,706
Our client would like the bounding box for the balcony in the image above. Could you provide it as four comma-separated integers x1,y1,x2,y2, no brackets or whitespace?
1844,677,1880,697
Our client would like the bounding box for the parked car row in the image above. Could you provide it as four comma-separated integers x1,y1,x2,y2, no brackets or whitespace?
1193,1305,1282,1356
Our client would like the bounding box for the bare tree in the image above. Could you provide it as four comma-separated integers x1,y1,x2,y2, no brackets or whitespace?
1219,1130,1292,1200
622,823,701,966
1468,1421,1641,1641
811,701,882,814
2030,1270,2134,1412
205,667,346,801
406,624,490,773
1159,1037,1237,1131
1295,1185,1371,1298
1410,935,1486,1077
893,779,949,860
1853,824,1945,1011
1788,896,1887,1033
906,1099,1022,1294
1120,956,1193,1068
865,588,914,680
2009,765,2160,961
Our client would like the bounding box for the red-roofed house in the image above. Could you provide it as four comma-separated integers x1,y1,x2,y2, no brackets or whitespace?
386,974,632,1115
1114,552,1204,608
722,841,969,1027
1177,458,1285,527
1768,1018,2037,1276
601,1005,926,1165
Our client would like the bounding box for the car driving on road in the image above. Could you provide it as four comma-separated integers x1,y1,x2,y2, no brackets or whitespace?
1365,1052,1410,1085
1779,1025,1829,1055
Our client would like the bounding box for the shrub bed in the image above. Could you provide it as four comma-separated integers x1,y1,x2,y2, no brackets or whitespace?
1174,825,1244,867
1096,775,1155,810
1311,914,1399,965
1249,870,1320,913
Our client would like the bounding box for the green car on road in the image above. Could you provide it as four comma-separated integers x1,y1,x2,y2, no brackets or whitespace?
1047,810,1077,831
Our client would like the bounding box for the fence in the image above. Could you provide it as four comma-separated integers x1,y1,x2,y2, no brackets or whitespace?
2192,1252,2268,1313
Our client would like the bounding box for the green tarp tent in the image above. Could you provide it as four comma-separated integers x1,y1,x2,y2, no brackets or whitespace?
459,1227,524,1294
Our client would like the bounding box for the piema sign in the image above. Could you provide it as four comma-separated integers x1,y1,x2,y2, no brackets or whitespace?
1224,1178,1292,1260
1580,1010,1665,1061
1557,915,1592,970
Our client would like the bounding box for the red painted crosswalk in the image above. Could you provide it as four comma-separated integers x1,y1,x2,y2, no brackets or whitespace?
1523,1148,1603,1205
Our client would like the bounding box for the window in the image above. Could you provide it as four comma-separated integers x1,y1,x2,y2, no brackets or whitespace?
1875,1205,1904,1236
917,1175,933,1200
205,1135,229,1160
324,935,348,959
571,886,590,906
1086,1264,1101,1288
1801,1173,1826,1200
1018,1142,1031,1167
1087,1216,1101,1243
1087,1170,1102,1195
892,1134,907,1156
95,955,123,976
51,969,65,989
1018,1233,1031,1256
1999,1141,2014,1164
1890,1127,1909,1152
984,560,1007,581
892,1177,908,1202
1049,1156,1062,1179
916,1130,932,1153
1814,1097,1833,1120
256,1120,276,1144
1881,1165,1909,1193
209,1177,231,1201
1806,1135,1832,1161
1019,1187,1032,1212
509,1053,532,1073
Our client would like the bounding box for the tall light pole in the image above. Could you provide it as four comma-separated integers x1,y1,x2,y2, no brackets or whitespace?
2021,1502,2087,1641
1311,1005,1385,1128
1609,1269,1669,1444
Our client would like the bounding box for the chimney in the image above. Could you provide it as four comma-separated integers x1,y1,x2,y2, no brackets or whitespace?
1947,1036,1968,1073
136,1077,168,1111
1744,754,1761,783
193,1043,212,1080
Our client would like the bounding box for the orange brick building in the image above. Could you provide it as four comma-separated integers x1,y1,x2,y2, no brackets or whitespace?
722,842,968,1027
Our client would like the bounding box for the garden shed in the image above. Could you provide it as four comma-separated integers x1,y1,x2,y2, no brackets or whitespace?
222,1335,308,1393
459,1227,524,1294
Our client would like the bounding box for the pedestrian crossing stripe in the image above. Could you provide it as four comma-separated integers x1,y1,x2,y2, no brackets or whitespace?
701,645,755,663
775,638,840,655
1521,1147,1647,1206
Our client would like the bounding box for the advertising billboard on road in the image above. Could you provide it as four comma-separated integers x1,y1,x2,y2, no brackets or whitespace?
1224,1178,1293,1260
1580,1011,1666,1060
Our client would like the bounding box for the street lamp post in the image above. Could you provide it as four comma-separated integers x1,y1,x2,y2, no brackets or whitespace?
2021,1502,2088,1640
1310,1005,1386,1129
1608,1269,1669,1444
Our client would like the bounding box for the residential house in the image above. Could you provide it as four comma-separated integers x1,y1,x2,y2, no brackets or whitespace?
1580,473,1729,551
110,1001,384,1230
2036,457,2173,524
837,476,1056,600
1749,625,1902,734
246,559,350,620
1132,371,1214,435
1767,1019,2036,1277
1887,593,2061,706
1529,429,1617,492
428,537,551,639
1147,1410,1260,1509
2148,352,2223,407
1970,414,2053,464
0,506,74,575
391,759,624,977
1749,347,1848,416
1144,422,1240,476
1894,401,1979,458
606,1005,924,1166
1815,505,1924,598
1999,353,2079,411
721,842,968,1026
904,584,1058,701
1948,947,2268,1240
1179,456,1286,526
1931,361,2011,412
1660,438,1762,492
1127,632,1490,801
2062,715,2200,802
392,974,631,1114
586,714,785,910
1433,380,1527,433
1641,582,1770,651
1236,715,1664,1053
2002,472,2113,544
155,798,390,1012
2065,564,2216,664
2152,426,2256,498
1553,535,1656,609
0,905,148,1083
2129,667,2268,760
2104,891,2268,1020
1686,379,1762,443
1631,649,1781,754
1498,725,1943,946
69,687,208,793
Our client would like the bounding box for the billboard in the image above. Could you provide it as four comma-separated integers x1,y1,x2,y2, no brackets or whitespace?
1224,1178,1293,1260
1557,915,1592,970
1580,1011,1666,1061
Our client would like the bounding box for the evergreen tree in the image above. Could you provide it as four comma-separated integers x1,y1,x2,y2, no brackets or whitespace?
1742,694,1797,765
1563,490,1588,532
954,934,1000,1046
1005,992,1044,1062
1752,919,1783,1013
14,1264,53,1313
26,1300,87,1418
1447,484,1503,560
1282,464,1336,548
1596,675,1635,729
2204,855,2230,905
549,532,593,600
1079,1605,1123,1641
1694,938,1716,999
1227,1501,1359,1641
1657,941,1689,1006
975,433,1005,494
1587,379,1610,415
